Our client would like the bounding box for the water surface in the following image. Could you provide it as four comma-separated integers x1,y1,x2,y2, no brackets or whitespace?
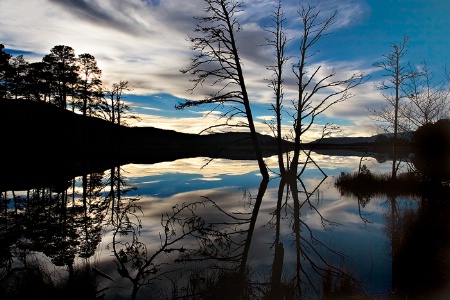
2,152,449,299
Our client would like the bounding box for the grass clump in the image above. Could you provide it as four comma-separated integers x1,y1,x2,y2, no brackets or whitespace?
334,165,421,199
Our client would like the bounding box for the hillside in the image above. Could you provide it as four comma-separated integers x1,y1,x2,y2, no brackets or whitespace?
0,98,294,189
309,135,378,145
307,132,413,149
0,98,288,163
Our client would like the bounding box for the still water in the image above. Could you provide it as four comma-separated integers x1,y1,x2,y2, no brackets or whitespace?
2,151,449,299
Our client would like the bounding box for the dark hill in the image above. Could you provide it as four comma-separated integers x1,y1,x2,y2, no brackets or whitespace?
0,98,287,161
0,98,289,189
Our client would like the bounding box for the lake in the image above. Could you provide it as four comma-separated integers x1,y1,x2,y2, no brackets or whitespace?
1,151,449,299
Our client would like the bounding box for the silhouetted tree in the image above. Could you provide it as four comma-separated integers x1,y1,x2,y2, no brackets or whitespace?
23,61,53,102
401,61,450,129
74,53,103,116
178,0,269,179
179,2,365,180
0,44,12,100
371,36,413,180
265,0,290,175
5,54,28,100
103,81,137,125
288,3,365,178
43,45,79,109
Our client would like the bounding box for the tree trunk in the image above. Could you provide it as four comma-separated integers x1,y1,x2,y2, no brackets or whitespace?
222,2,268,178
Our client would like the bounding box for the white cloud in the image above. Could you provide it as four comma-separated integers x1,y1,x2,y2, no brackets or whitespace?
0,0,201,95
0,0,377,137
123,157,263,178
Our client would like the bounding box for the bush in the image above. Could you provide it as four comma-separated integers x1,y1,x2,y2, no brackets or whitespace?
413,119,450,183
335,166,421,199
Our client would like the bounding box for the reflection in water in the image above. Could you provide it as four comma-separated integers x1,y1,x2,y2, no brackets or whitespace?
109,191,263,299
335,165,450,299
1,154,449,299
0,171,111,298
384,193,450,299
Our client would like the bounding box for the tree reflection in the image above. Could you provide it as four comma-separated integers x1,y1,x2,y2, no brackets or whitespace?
1,152,384,300
147,155,363,299
263,175,362,299
105,164,138,226
335,170,450,298
0,166,112,295
385,192,450,298
109,189,267,300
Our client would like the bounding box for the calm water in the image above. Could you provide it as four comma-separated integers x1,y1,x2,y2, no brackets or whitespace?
2,151,449,299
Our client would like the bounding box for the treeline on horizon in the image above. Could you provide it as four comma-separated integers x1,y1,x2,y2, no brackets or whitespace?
1,42,449,161
1,33,450,175
0,44,136,126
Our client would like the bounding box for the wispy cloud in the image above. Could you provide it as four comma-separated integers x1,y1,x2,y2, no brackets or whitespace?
47,0,154,35
0,0,203,94
1,0,379,137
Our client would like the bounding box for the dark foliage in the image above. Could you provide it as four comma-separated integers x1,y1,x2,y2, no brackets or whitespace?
0,263,101,300
335,167,421,199
412,119,450,183
0,98,290,190
391,196,450,299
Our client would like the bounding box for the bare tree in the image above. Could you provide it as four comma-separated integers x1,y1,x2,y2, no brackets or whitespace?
371,36,413,180
265,0,290,176
104,81,138,126
262,5,366,293
401,61,450,129
177,0,268,179
372,60,450,135
288,3,366,177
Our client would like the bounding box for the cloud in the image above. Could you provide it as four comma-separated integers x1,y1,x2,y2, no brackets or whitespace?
47,0,151,35
0,0,377,137
141,106,162,111
0,0,203,94
124,157,264,178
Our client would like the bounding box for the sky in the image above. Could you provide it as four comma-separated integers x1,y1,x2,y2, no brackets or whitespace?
1,0,450,141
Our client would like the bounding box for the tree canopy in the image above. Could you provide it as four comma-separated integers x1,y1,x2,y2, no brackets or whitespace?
0,44,134,125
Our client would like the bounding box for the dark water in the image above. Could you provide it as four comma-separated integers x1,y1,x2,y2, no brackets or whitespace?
2,153,449,299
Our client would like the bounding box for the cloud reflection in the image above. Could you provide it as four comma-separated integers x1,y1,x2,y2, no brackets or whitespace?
89,150,397,298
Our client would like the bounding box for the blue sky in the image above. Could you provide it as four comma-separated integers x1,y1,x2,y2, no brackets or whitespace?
1,0,449,141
